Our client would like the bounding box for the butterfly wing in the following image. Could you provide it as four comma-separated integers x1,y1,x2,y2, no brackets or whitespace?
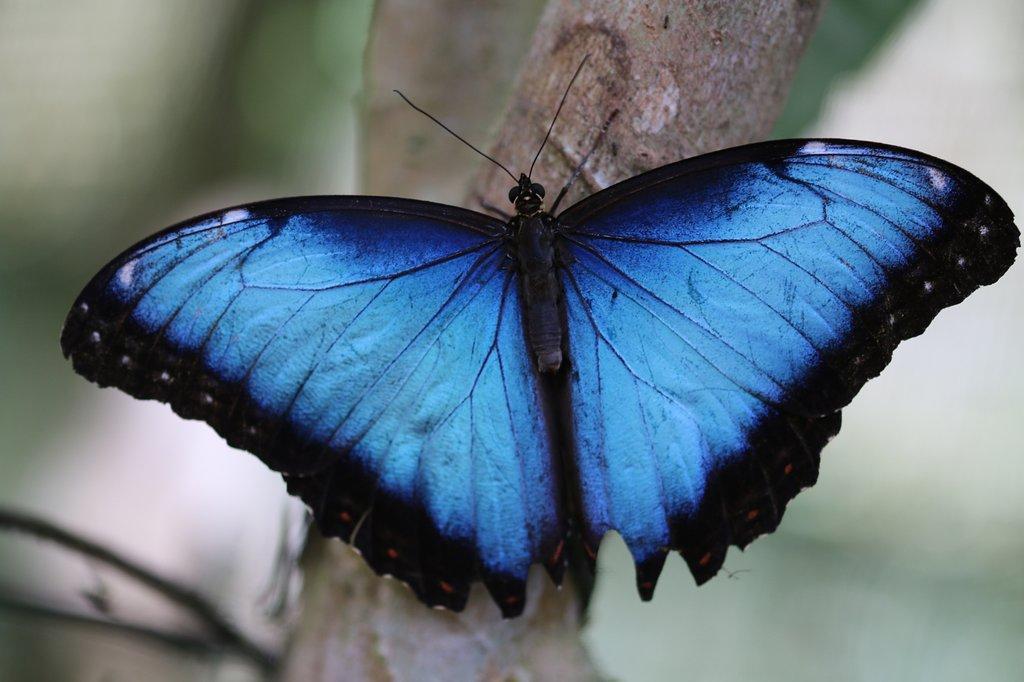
557,140,1018,596
61,196,565,616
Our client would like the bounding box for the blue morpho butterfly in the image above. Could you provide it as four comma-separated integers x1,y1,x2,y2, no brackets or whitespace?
61,63,1018,618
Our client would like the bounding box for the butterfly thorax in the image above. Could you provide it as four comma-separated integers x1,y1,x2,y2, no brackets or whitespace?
508,178,564,374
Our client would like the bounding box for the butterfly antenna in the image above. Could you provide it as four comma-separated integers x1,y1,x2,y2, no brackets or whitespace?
393,90,517,182
527,54,590,179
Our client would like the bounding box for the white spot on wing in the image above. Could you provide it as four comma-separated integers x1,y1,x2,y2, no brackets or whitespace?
928,167,950,191
117,259,137,288
190,207,252,232
799,141,829,155
221,208,250,224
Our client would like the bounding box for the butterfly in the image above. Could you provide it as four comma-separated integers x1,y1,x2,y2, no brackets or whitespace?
61,123,1018,617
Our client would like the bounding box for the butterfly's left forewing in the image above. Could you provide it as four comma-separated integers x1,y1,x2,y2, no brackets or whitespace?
558,140,1018,596
61,196,564,615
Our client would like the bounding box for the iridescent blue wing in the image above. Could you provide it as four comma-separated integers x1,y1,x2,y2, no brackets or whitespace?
61,196,565,616
557,140,1018,597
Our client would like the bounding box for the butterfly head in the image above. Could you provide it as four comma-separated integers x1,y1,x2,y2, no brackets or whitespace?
509,173,546,215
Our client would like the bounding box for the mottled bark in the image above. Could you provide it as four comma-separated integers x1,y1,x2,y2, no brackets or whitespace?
282,1,823,680
360,0,548,204
471,0,825,210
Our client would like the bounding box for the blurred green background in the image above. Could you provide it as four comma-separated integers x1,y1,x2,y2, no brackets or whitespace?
0,1,1021,680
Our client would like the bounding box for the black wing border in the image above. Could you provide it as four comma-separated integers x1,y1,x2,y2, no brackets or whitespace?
559,138,1012,229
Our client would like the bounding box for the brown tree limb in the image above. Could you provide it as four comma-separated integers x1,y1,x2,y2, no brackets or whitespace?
471,0,825,209
0,506,277,672
283,1,823,679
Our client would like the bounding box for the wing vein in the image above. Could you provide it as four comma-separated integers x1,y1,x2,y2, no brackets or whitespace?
563,268,743,459
566,219,821,246
567,238,790,407
495,274,536,556
314,249,501,465
243,239,501,292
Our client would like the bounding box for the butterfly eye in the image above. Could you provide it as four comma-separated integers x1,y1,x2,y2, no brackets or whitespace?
531,183,545,198
508,186,521,202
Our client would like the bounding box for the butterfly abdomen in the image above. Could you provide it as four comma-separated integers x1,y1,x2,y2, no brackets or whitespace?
512,213,564,373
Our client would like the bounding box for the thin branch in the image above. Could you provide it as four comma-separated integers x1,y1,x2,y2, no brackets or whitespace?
0,505,277,672
0,589,226,659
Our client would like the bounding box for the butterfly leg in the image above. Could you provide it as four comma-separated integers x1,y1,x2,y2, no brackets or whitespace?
554,239,575,267
475,195,512,221
499,232,519,271
499,252,518,271
550,109,620,215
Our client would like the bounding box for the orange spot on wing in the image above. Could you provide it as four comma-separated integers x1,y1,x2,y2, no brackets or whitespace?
550,539,565,563
338,511,353,523
385,548,399,560
698,552,713,567
783,463,794,475
439,581,455,594
746,509,760,521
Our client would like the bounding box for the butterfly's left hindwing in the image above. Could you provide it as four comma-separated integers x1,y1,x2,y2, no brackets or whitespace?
558,140,1018,595
61,196,565,616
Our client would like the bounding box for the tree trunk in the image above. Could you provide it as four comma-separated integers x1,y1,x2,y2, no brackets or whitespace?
281,1,823,680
